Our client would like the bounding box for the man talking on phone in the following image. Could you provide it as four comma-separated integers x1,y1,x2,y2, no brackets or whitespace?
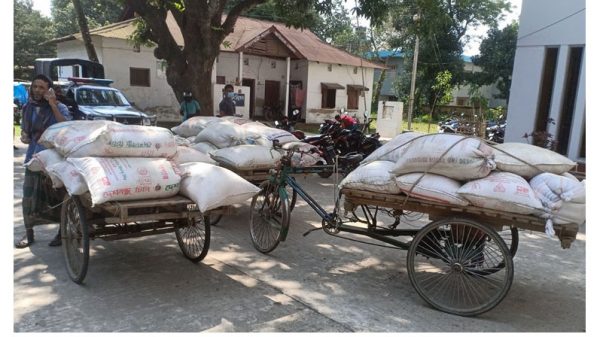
15,74,72,249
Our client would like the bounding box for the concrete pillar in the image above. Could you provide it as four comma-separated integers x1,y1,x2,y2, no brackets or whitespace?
211,59,217,84
238,52,243,85
284,56,290,118
567,48,586,160
547,45,570,137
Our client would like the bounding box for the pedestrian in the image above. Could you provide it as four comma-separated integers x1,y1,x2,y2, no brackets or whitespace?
335,113,357,131
179,91,201,121
15,74,72,249
218,84,236,117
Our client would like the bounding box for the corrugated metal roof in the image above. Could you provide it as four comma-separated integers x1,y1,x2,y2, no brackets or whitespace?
50,13,384,69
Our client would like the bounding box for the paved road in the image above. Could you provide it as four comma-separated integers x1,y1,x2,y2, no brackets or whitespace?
13,143,586,332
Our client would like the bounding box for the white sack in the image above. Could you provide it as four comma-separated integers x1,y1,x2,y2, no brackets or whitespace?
339,161,400,194
38,120,114,154
220,116,255,125
174,135,192,147
241,122,298,145
24,149,63,172
530,172,585,225
395,173,469,206
172,146,217,165
190,141,218,154
171,116,221,137
457,172,544,215
210,145,282,170
68,124,177,158
291,151,323,167
45,161,89,195
493,142,577,178
390,134,496,181
194,119,249,148
363,132,425,163
530,172,585,209
178,162,260,212
68,157,181,205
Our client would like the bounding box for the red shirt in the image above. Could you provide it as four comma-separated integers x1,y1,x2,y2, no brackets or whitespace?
338,114,356,129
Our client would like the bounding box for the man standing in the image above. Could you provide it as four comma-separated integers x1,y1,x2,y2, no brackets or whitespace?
218,84,236,117
179,91,201,121
16,74,72,249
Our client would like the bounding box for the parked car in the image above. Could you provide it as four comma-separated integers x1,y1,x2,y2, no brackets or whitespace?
62,78,157,126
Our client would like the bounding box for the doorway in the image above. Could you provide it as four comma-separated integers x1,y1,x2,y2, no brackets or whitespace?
242,78,255,118
264,80,280,111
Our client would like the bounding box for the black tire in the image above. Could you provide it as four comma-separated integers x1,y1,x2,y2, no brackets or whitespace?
60,195,90,284
287,177,298,212
249,181,290,254
407,218,514,316
175,215,211,263
316,161,333,179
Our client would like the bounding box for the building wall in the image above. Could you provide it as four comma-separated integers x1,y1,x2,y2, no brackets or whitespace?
57,37,180,120
305,62,374,124
506,0,585,161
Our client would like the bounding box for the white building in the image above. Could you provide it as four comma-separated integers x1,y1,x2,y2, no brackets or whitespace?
506,0,585,163
50,14,382,124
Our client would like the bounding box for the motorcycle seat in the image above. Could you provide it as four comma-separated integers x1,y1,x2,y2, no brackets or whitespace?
338,153,363,166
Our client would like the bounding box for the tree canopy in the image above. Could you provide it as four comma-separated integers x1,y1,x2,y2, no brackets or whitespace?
14,0,56,80
471,21,518,102
51,0,124,38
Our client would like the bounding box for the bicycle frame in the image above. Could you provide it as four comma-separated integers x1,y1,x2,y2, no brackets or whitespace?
270,159,414,249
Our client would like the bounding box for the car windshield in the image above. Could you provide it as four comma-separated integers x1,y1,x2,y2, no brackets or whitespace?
75,88,130,106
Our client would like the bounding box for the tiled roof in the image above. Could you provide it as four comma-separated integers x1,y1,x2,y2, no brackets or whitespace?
49,13,384,69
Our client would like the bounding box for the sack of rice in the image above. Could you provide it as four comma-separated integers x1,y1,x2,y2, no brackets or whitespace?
190,142,218,154
39,120,114,154
363,132,425,163
171,116,221,137
291,151,323,167
395,173,469,206
220,116,255,125
457,172,544,215
172,146,217,165
282,141,318,152
45,161,89,195
194,119,248,148
390,134,495,181
174,135,191,146
530,172,585,225
493,142,577,179
68,124,177,158
210,145,282,170
68,157,181,205
339,161,400,194
24,148,63,172
178,162,260,212
240,122,299,145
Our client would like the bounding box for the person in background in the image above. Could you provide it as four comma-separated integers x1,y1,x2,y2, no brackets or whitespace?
15,74,72,249
218,84,236,117
179,91,200,121
335,113,357,131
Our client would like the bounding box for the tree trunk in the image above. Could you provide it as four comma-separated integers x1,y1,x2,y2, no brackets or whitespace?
72,0,99,63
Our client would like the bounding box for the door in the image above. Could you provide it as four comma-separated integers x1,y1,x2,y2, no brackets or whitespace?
264,80,280,110
242,78,255,118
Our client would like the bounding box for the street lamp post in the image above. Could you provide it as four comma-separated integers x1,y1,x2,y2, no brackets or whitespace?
407,13,420,131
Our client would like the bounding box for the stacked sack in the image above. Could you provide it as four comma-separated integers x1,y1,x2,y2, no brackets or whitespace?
170,116,324,171
340,132,585,233
28,120,259,213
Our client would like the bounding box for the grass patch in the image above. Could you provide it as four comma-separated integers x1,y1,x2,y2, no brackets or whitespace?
14,124,21,137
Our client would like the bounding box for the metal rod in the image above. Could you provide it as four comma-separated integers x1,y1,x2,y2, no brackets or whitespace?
287,176,330,220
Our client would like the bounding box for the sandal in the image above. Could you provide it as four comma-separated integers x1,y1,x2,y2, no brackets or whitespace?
15,230,34,249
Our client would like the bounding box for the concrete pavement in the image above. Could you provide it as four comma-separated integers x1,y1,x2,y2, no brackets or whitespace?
13,142,586,332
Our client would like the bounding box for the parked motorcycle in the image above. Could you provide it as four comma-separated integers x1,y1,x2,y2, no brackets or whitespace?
486,119,506,143
274,109,305,139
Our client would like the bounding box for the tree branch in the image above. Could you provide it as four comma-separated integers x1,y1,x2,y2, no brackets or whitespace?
221,0,268,37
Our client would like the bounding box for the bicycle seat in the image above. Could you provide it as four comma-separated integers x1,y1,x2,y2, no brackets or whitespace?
338,153,363,166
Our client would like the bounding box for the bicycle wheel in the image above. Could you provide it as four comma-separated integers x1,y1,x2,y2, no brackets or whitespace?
249,181,290,253
175,215,211,263
60,195,90,284
407,218,513,316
